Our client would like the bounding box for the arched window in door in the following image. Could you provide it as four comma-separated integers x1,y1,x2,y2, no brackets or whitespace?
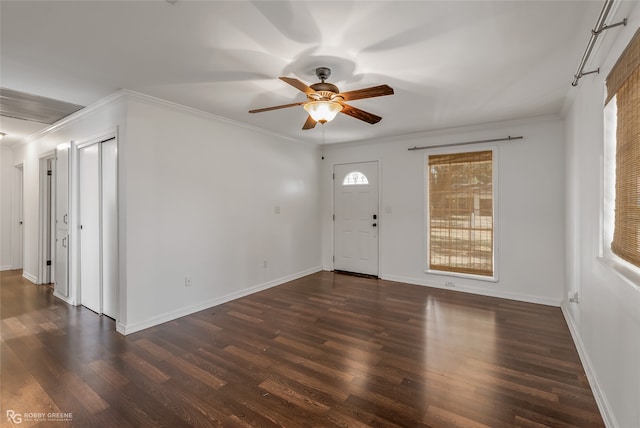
342,171,369,186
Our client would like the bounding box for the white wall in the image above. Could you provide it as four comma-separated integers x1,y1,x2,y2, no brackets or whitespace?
119,95,322,333
321,116,566,305
563,2,640,427
0,146,14,270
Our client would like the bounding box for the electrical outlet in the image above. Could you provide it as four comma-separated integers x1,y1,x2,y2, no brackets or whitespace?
445,281,455,287
185,276,192,287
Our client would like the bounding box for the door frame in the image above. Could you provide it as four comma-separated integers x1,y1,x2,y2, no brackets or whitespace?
332,159,381,276
12,164,24,270
37,150,56,284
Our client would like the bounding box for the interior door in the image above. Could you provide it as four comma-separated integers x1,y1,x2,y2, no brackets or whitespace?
79,144,101,313
14,165,24,269
101,138,117,319
55,230,68,296
334,161,379,276
55,144,69,231
45,158,53,283
55,144,69,296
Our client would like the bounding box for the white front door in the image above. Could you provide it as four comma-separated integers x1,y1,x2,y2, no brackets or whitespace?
334,161,379,276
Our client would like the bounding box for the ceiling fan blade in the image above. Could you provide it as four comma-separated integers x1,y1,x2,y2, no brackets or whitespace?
338,84,394,101
279,77,316,95
340,104,382,124
302,115,317,130
249,101,306,113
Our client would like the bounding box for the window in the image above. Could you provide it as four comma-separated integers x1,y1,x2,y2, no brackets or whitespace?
427,150,494,277
606,28,640,269
343,171,369,186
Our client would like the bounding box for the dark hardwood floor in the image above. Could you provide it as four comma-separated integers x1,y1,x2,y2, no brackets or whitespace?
1,269,604,427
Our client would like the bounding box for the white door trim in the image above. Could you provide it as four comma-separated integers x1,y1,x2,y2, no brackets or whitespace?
37,150,56,284
12,164,24,271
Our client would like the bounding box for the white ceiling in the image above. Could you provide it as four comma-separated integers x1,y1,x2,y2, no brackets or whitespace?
0,1,604,146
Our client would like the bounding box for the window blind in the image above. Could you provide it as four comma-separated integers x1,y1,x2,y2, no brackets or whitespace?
608,28,640,268
428,150,493,276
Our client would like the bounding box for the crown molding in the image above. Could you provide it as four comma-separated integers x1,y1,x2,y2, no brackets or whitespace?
329,114,562,149
14,88,313,149
12,86,564,152
119,89,311,147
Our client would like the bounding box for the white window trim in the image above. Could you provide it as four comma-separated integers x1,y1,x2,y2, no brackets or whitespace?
599,94,640,290
424,145,499,283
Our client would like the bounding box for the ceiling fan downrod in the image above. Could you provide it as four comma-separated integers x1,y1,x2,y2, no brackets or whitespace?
315,67,331,82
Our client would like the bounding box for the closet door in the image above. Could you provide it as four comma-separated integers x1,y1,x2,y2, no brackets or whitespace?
101,138,117,319
55,144,69,296
55,230,68,296
55,144,69,231
79,144,101,314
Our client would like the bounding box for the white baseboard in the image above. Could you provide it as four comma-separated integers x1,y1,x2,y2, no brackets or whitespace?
561,303,617,428
117,266,323,335
53,291,77,306
22,271,38,283
116,321,127,335
0,265,13,271
380,273,561,307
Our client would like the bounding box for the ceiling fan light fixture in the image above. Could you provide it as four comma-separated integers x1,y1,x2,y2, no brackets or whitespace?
304,101,343,124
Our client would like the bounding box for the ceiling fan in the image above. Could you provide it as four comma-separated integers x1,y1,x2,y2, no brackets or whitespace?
249,67,394,130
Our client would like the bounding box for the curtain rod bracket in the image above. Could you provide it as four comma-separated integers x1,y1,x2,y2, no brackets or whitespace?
595,18,627,35
572,68,601,86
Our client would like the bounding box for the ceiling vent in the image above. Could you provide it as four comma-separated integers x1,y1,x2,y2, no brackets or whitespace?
0,87,84,124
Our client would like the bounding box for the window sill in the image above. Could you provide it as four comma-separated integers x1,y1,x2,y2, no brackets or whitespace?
426,269,498,283
597,255,640,291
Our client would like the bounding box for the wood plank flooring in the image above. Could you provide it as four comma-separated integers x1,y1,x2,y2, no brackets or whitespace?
1,269,604,427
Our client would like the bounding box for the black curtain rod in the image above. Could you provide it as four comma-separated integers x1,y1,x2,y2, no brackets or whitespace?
407,135,523,151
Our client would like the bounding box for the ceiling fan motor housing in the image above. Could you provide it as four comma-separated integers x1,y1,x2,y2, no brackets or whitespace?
310,83,340,99
310,67,343,100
